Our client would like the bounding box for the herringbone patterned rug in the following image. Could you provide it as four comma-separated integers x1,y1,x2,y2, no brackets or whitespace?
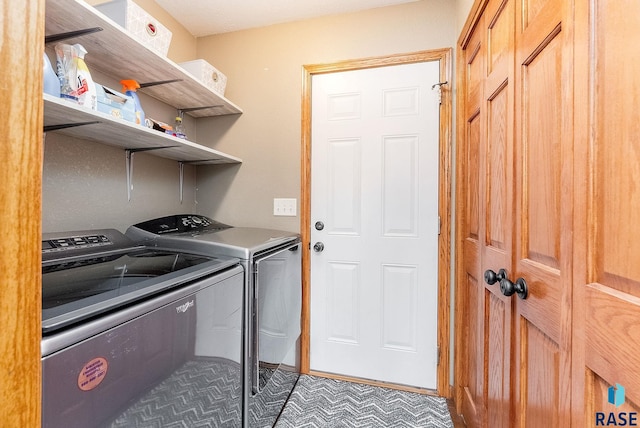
274,375,454,428
105,360,452,427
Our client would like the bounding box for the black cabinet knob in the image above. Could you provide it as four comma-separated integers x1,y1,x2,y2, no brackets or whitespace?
484,268,508,285
499,277,528,299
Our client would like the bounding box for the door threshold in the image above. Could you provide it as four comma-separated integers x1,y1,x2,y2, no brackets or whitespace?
307,370,438,396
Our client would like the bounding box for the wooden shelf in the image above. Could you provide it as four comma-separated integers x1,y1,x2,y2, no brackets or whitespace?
43,0,242,165
44,94,242,165
45,0,242,118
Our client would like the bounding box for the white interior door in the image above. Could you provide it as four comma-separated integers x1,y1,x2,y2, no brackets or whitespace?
310,60,441,389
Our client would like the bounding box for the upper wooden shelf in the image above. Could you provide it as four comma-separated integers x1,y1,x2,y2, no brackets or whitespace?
45,0,242,118
44,94,242,165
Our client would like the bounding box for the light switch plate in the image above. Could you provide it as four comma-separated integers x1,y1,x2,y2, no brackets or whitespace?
273,198,297,216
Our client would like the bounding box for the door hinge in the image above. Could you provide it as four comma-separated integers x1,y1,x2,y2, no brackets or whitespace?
438,216,442,235
437,346,441,365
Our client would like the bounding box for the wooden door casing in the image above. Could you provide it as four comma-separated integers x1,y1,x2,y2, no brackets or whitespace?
1,0,44,426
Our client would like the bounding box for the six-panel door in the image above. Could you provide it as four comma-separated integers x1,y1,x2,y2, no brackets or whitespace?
457,0,572,425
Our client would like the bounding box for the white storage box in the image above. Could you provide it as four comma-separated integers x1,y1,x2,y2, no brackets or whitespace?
94,0,172,57
179,59,227,96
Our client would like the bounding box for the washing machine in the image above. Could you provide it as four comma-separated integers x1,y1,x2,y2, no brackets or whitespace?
41,228,244,427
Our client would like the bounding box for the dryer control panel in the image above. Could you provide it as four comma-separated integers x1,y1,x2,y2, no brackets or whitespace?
131,214,232,235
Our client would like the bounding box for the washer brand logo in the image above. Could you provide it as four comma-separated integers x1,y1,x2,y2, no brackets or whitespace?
175,300,194,314
596,383,638,427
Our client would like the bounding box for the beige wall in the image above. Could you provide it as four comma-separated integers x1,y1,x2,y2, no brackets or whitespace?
43,0,461,233
42,134,198,233
194,0,457,231
456,0,475,36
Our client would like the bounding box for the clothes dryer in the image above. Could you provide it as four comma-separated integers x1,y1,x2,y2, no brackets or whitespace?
127,215,302,428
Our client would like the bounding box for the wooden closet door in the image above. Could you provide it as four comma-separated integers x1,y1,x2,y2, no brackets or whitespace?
457,0,574,425
481,0,515,426
573,0,640,425
512,0,573,425
457,0,515,426
457,12,486,425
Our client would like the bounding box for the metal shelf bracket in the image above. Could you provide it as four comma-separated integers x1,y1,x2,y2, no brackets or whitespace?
44,121,100,133
45,27,103,44
125,146,176,201
177,160,204,203
178,105,225,118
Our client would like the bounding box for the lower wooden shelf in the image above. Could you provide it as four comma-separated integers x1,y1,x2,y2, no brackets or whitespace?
43,94,242,165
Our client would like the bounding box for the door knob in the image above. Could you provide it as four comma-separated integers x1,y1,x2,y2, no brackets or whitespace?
484,268,508,285
499,277,528,299
315,221,325,231
313,242,325,252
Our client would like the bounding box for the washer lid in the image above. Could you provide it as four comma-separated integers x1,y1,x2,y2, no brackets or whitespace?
42,247,238,334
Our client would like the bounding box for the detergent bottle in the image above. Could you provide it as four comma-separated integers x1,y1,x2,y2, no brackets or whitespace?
120,79,145,125
43,53,60,98
72,44,97,110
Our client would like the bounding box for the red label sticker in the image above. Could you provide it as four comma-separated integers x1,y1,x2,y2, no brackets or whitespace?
77,357,108,391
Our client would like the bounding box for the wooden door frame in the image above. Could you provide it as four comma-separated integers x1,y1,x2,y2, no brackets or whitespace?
300,48,453,396
1,0,44,426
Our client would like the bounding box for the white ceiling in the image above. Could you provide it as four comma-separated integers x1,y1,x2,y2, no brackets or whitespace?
154,0,420,37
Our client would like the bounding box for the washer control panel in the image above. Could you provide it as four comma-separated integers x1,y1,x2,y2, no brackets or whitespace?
42,234,112,254
41,229,137,263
